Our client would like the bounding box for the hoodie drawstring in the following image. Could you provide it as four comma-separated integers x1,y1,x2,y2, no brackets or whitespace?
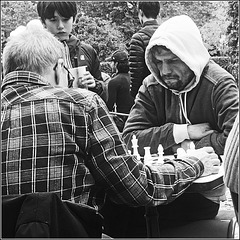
62,41,73,69
179,93,191,125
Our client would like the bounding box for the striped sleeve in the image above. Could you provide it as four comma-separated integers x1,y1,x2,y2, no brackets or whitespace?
223,114,239,194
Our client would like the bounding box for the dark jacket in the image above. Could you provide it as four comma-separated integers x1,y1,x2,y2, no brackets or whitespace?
66,35,107,101
2,192,103,238
67,34,102,81
107,72,134,114
129,20,159,98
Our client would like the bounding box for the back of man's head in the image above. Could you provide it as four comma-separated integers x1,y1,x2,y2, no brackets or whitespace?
3,22,64,76
138,2,160,19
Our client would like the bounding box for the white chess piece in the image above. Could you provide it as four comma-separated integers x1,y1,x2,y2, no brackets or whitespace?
144,146,152,164
186,141,196,155
157,144,164,164
177,148,186,158
131,135,141,160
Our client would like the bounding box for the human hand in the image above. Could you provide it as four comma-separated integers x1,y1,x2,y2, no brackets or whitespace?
54,59,68,88
80,71,96,89
187,147,221,177
181,139,195,152
187,123,214,140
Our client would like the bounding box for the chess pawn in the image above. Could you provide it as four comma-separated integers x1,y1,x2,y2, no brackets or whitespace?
157,144,164,164
144,147,152,164
186,141,196,155
177,148,186,158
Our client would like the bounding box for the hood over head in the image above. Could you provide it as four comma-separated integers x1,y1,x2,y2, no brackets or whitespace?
145,15,210,94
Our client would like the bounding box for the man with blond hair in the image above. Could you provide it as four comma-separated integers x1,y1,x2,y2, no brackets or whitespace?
2,22,221,238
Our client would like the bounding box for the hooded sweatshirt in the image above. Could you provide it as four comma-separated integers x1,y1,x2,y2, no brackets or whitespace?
123,15,238,157
145,15,210,128
146,15,210,94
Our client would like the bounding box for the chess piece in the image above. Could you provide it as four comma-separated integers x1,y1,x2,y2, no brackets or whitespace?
186,141,196,155
131,135,141,160
157,144,164,164
144,146,152,164
177,148,186,158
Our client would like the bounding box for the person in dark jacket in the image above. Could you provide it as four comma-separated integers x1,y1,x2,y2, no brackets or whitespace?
129,2,160,98
106,50,134,131
37,1,107,101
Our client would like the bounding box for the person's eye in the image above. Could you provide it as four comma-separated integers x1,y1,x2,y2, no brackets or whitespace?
168,59,178,64
62,18,70,22
155,60,162,65
49,18,56,22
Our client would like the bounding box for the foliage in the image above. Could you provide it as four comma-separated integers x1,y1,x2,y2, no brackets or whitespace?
200,1,230,56
160,1,213,27
1,1,38,36
73,15,125,61
73,1,139,61
225,1,239,82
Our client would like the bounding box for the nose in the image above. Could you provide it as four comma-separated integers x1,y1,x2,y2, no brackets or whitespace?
161,62,171,75
57,20,64,30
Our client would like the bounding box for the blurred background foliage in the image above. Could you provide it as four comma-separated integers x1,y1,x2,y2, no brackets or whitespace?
1,1,238,81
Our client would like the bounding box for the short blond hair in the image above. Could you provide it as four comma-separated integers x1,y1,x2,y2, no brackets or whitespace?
3,23,64,76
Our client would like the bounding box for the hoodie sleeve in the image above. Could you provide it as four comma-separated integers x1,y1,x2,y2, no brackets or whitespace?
194,75,239,155
122,79,176,156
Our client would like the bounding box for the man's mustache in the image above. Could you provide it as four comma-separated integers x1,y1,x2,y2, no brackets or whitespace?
162,75,179,81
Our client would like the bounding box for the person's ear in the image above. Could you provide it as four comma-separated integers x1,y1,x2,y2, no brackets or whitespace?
54,59,68,87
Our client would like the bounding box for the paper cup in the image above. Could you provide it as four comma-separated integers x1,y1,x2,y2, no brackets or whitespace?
69,66,88,89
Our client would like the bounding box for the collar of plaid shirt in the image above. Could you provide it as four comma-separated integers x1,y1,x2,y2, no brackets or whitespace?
1,71,204,210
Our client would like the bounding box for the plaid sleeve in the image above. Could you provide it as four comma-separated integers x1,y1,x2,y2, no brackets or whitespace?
86,95,204,207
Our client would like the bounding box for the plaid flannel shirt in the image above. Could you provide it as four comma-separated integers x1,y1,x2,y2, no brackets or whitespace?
1,71,204,210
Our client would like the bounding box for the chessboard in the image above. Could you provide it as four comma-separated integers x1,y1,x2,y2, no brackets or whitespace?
130,135,224,192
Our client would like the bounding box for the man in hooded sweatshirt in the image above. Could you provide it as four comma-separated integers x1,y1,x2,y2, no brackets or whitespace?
123,15,238,157
121,15,238,235
37,1,107,101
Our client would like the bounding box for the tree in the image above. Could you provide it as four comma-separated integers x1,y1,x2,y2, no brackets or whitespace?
200,1,230,56
1,1,38,37
73,15,125,61
226,1,239,82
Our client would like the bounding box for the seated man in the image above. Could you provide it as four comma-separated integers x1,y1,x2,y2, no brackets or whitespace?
2,22,220,237
123,15,239,157
121,15,238,237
